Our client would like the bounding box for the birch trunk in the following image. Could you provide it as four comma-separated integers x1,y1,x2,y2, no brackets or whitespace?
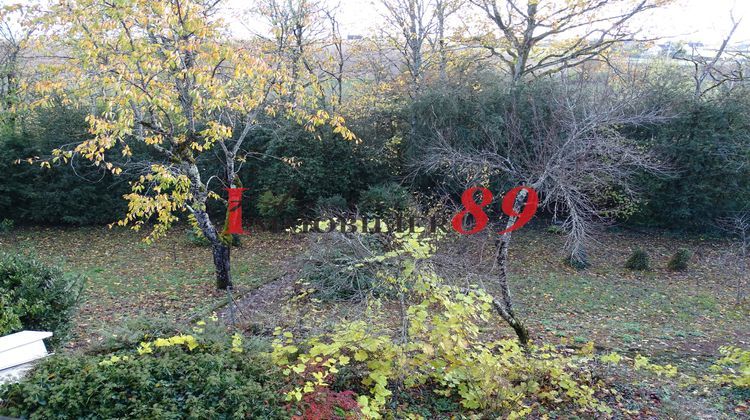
492,188,530,346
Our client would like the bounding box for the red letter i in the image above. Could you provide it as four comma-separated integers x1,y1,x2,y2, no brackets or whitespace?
225,188,248,235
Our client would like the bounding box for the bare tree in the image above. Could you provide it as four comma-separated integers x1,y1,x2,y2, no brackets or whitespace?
418,73,669,344
374,0,467,90
719,212,750,304
321,6,349,110
468,0,672,83
673,13,745,99
0,4,38,113
432,0,464,81
253,0,327,90
378,0,468,147
252,1,355,111
379,0,436,98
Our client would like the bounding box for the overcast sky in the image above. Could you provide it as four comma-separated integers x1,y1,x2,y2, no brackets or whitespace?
7,0,749,47
223,0,750,47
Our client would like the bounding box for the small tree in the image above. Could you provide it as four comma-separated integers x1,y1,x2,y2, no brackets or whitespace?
22,0,353,290
419,73,668,345
667,248,691,272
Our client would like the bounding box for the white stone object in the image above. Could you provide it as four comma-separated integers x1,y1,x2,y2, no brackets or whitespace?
0,331,53,383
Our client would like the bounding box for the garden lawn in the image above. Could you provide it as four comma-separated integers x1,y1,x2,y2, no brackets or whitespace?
0,225,747,361
0,226,300,348
509,228,749,361
1,225,748,416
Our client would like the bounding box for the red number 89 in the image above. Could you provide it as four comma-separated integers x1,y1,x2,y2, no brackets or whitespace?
451,186,539,235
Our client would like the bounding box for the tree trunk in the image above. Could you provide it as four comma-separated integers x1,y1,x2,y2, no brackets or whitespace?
492,188,530,347
212,242,232,290
739,230,747,304
492,298,529,345
192,207,233,291
436,0,447,82
493,232,530,347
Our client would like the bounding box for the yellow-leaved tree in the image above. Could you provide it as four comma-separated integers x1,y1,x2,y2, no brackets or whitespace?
23,0,354,289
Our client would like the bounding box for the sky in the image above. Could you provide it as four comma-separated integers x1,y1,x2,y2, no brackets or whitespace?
5,0,749,48
222,0,750,47
642,0,750,46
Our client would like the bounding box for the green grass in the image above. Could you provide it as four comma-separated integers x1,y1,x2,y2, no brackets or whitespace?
1,225,747,417
3,225,745,359
0,225,299,348
514,272,748,355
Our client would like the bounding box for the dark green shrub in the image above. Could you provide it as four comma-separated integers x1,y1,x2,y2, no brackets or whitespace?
625,84,750,231
0,218,13,234
257,190,298,221
247,122,389,218
625,248,651,271
316,194,348,212
0,106,131,225
0,330,286,419
87,316,184,355
565,253,590,270
357,183,413,216
546,224,565,235
667,248,692,271
0,253,84,348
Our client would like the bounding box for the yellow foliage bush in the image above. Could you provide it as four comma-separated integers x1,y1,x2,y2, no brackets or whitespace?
710,346,750,388
273,270,615,418
278,225,750,417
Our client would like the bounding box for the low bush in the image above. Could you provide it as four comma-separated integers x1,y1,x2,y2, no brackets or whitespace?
0,218,13,234
710,346,750,388
667,248,692,271
275,253,614,417
546,224,565,235
297,222,388,302
0,324,287,419
625,248,651,271
0,253,84,348
86,316,185,355
257,190,299,221
277,229,616,418
357,183,413,216
315,194,348,213
565,252,590,270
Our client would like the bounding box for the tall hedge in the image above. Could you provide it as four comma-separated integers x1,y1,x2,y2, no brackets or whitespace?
0,106,130,225
405,72,750,231
627,86,750,229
